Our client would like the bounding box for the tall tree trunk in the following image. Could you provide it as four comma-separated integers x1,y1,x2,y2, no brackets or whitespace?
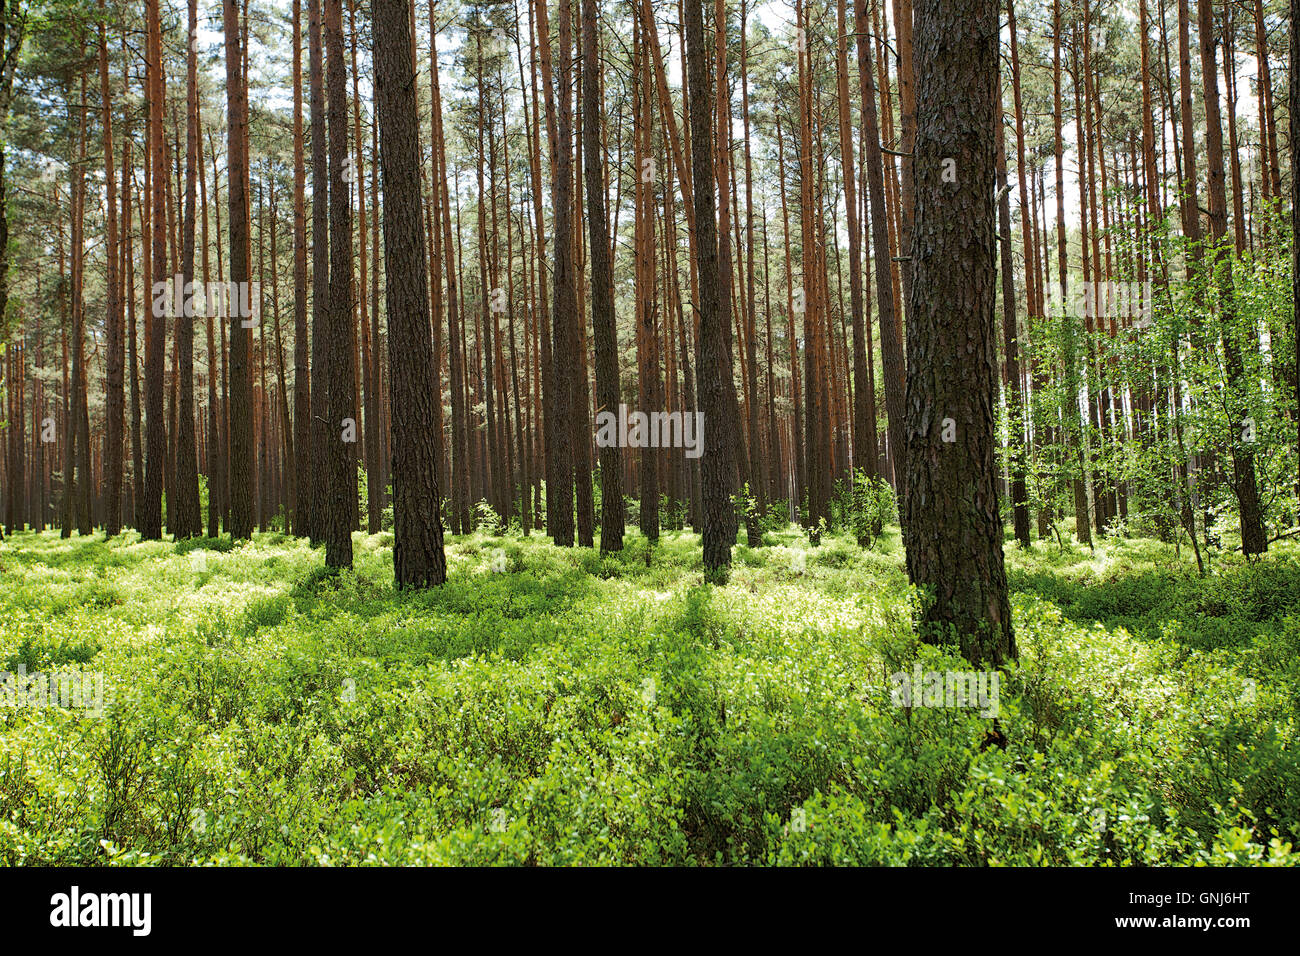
838,0,873,516
308,0,329,545
143,2,167,538
375,0,447,587
1292,0,1299,501
172,0,202,538
904,0,1015,666
198,107,219,538
713,0,743,548
635,11,663,543
223,0,254,540
740,0,765,538
429,11,469,535
127,138,144,530
571,10,595,549
546,0,578,547
585,0,623,552
1197,0,1267,556
996,68,1030,547
343,2,374,535
292,0,311,538
0,1,24,534
1258,0,1281,203
324,0,356,567
685,0,732,575
797,0,828,538
1054,0,1090,546
98,8,123,537
893,0,917,325
269,177,294,534
854,0,902,505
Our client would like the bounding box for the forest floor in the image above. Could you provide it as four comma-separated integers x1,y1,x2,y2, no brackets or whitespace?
1,524,1297,865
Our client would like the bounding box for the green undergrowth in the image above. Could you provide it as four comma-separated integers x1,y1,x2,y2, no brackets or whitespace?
0,526,1295,865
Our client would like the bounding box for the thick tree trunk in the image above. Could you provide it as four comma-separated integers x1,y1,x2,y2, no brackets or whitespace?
904,0,1015,666
685,0,732,575
375,0,447,587
222,0,254,540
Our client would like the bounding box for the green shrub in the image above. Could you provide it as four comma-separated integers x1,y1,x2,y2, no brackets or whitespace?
1,527,1297,866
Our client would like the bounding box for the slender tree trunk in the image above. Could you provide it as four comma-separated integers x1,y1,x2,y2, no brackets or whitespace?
584,0,623,552
1292,0,1300,502
98,9,123,537
429,13,469,535
996,69,1030,547
635,12,663,543
127,142,144,530
198,109,219,538
713,0,743,548
1259,0,1282,202
740,1,764,539
775,118,802,514
324,0,356,567
291,0,311,538
838,0,873,517
1197,0,1266,556
143,2,167,538
893,0,917,324
308,0,329,545
172,0,202,538
1054,0,1090,546
854,0,902,506
1292,0,1299,501
546,0,577,546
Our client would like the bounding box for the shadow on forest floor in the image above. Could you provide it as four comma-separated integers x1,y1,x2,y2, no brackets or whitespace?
1007,549,1300,650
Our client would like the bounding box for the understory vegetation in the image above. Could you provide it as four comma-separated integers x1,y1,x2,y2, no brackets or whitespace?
1,527,1297,866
